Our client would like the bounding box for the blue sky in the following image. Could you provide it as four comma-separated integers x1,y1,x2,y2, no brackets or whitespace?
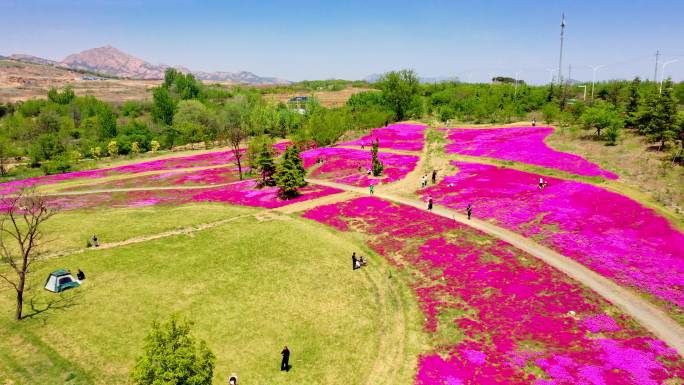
1,0,683,83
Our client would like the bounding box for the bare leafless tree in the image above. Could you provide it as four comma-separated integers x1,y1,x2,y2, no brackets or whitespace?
0,190,55,320
218,103,248,180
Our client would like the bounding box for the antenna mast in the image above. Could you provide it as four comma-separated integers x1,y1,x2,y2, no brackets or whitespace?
558,13,566,86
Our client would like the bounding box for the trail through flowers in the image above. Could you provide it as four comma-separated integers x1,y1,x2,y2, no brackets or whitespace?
421,161,684,314
303,196,684,384
445,127,617,179
44,180,341,211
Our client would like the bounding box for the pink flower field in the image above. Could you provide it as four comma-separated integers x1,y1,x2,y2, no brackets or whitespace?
45,180,341,211
337,123,427,151
445,127,618,179
0,150,241,195
0,142,294,195
302,197,684,384
421,162,684,313
301,147,418,187
64,166,242,191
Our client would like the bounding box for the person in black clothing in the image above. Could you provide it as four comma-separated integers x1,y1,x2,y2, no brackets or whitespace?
352,252,358,270
281,346,290,371
228,374,238,385
76,269,85,280
427,196,433,211
431,170,437,184
466,204,472,220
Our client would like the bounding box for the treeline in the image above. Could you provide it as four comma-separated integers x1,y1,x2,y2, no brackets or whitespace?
0,70,389,179
348,69,684,159
258,79,373,95
1,68,682,180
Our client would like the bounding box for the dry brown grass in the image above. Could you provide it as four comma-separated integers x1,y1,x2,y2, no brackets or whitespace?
264,87,377,107
0,60,161,103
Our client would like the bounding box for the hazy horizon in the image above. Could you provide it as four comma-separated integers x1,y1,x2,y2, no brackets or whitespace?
2,0,683,84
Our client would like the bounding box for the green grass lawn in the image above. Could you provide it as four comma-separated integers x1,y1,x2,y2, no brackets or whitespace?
39,204,258,254
0,209,422,385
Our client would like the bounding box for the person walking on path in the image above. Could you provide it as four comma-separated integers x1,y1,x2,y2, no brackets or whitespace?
427,196,433,211
532,118,537,127
92,234,99,247
466,204,472,220
281,346,290,371
431,170,437,184
369,184,375,195
352,252,358,270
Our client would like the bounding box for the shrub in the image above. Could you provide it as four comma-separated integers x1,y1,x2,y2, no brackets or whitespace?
438,105,456,122
107,140,119,158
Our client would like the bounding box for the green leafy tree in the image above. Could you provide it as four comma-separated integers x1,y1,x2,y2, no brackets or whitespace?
0,138,16,176
301,108,353,146
581,102,624,139
37,109,61,133
163,68,179,89
97,104,117,139
121,100,145,118
371,139,383,176
131,316,215,385
152,86,176,126
173,100,214,146
30,134,65,166
47,86,75,105
378,69,420,120
274,145,307,198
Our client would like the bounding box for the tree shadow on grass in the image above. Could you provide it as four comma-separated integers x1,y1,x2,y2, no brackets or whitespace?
22,290,84,323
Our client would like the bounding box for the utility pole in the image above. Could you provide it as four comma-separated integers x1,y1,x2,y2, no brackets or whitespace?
653,50,660,83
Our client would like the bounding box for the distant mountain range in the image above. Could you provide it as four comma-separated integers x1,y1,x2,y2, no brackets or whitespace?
7,45,290,85
364,73,460,84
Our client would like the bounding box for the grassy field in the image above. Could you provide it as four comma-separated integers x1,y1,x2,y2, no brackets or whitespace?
0,206,423,385
38,204,258,254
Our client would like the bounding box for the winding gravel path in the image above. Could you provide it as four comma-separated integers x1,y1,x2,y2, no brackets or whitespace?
307,178,684,357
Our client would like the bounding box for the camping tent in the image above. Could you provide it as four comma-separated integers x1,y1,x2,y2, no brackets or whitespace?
44,269,80,293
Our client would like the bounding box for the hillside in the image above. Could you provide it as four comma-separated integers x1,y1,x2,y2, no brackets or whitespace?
9,45,289,84
0,59,159,103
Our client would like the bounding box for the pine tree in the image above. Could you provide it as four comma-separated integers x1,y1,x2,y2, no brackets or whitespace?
655,79,679,149
256,143,276,187
639,79,679,149
274,145,307,199
625,77,641,128
371,139,383,176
